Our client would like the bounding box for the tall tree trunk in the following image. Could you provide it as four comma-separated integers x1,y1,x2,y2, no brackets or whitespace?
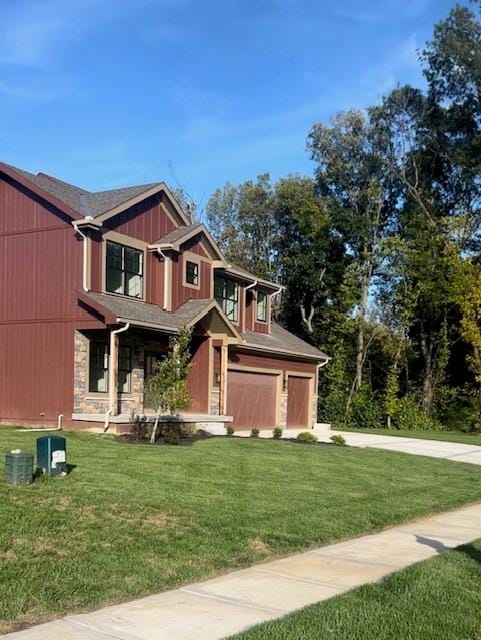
420,330,434,413
355,266,371,392
346,265,371,415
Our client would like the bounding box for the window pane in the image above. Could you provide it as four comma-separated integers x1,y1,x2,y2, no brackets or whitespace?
89,343,109,393
257,292,267,322
118,370,131,393
107,242,123,269
107,267,123,294
119,346,131,372
125,247,142,275
186,261,199,285
126,272,142,298
214,276,238,322
214,276,224,298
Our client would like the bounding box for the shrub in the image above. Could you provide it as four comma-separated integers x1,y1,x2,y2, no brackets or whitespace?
129,414,149,441
330,434,346,446
273,426,283,439
435,386,476,432
349,388,384,430
296,431,317,444
250,428,260,438
225,425,235,436
161,423,182,445
396,394,441,431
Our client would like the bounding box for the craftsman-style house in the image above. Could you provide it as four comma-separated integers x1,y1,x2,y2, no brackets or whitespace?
0,162,328,431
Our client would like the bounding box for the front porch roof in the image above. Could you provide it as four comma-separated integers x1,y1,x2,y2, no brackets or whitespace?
78,291,241,340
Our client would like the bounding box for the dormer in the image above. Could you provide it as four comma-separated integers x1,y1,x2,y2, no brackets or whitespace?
214,264,282,335
148,224,228,312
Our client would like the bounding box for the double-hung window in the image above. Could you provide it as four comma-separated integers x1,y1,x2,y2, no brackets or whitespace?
118,346,132,393
256,291,268,322
89,343,109,393
214,275,239,322
88,342,132,393
106,241,143,298
185,260,199,286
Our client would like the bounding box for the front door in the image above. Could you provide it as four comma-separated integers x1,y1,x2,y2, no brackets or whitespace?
144,351,165,411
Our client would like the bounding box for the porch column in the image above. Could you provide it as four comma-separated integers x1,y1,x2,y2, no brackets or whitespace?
219,343,228,415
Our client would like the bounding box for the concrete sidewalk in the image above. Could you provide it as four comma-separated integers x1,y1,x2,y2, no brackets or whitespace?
5,502,481,640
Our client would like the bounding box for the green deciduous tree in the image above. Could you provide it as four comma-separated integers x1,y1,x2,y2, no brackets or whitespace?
146,327,192,444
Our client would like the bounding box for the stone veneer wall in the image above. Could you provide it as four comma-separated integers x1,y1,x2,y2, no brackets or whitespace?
312,394,319,426
209,388,220,415
279,391,288,427
74,331,166,417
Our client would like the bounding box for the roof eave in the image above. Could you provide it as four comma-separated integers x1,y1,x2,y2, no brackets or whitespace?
0,162,84,221
237,341,329,362
224,266,283,291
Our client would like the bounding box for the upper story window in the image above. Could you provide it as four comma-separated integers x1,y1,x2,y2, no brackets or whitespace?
214,275,239,322
185,259,200,287
106,241,143,298
256,291,268,322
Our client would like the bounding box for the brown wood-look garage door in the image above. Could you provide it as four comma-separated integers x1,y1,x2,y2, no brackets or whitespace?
227,370,277,430
287,376,311,428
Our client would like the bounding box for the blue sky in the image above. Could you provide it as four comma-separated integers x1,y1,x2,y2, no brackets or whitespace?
0,0,465,209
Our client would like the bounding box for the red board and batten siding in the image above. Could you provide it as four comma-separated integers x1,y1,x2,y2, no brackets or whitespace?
0,173,104,424
103,194,176,243
186,337,210,413
171,254,212,311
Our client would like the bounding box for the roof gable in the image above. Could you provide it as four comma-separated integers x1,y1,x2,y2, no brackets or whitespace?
150,223,227,263
0,162,191,227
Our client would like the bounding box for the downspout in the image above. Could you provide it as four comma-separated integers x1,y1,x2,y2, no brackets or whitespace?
105,322,130,432
313,358,330,430
72,221,89,292
244,279,257,292
157,248,170,311
18,414,63,433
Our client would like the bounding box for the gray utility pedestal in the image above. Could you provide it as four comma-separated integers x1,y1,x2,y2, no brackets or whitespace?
36,435,67,475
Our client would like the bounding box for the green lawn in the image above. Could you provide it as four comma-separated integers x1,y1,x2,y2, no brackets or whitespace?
336,426,481,446
231,539,481,640
2,430,481,633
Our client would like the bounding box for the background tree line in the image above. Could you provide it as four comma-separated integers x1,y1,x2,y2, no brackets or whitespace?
204,2,481,432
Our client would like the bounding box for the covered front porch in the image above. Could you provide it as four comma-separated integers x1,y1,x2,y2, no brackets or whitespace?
73,293,239,431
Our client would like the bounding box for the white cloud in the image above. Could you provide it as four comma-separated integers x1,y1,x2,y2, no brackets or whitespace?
360,33,423,100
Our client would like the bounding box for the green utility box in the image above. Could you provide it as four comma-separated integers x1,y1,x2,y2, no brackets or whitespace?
37,436,67,476
5,451,34,485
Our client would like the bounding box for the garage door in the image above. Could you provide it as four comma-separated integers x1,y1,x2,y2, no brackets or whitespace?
227,370,278,430
287,376,311,428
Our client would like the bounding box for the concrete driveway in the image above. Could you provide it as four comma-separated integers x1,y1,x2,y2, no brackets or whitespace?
315,430,481,466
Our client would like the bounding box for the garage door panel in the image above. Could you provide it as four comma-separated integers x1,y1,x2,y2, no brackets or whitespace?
227,370,277,429
287,376,311,428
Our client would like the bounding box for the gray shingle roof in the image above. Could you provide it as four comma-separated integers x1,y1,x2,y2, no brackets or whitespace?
4,163,159,218
83,292,213,331
241,323,328,360
225,263,281,290
83,292,327,360
154,223,203,246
